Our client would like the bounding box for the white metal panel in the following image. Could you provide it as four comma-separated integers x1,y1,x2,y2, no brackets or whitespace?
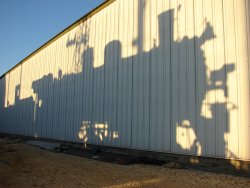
235,0,250,159
88,13,97,145
5,74,10,134
20,61,28,136
92,9,101,146
162,0,172,152
223,0,239,158
110,0,119,147
103,3,112,146
41,46,49,139
194,0,206,156
212,0,227,158
98,7,107,146
203,0,216,157
51,41,59,139
55,35,64,140
33,53,42,137
16,65,23,135
0,78,5,132
125,0,133,148
133,0,145,150
170,0,180,153
142,0,151,150
38,49,48,138
17,64,24,135
131,0,139,149
118,0,133,148
71,24,84,142
149,0,158,151
116,0,124,148
97,8,105,147
8,66,21,134
7,72,14,134
46,42,56,139
65,29,76,141
126,0,134,148
81,18,93,145
243,0,250,160
185,0,196,155
178,0,188,154
12,67,19,135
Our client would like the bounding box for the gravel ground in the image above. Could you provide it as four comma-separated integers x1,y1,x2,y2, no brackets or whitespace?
0,137,250,188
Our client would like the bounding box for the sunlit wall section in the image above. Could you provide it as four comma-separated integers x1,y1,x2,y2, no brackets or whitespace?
220,0,247,160
223,0,239,160
245,0,250,160
235,0,250,160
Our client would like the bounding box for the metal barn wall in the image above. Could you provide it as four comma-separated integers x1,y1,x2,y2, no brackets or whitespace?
0,0,250,160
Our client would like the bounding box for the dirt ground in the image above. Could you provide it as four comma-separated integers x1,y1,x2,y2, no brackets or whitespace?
0,137,250,188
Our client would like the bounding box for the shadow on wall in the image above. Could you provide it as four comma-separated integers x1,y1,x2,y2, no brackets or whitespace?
1,4,243,170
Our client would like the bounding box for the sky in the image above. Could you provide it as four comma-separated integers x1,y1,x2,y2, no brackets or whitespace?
0,0,104,76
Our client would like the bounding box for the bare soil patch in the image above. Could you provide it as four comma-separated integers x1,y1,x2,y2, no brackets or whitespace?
0,137,249,188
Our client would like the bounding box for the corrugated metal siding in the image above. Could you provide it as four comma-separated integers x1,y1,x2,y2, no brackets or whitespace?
246,1,250,160
0,77,5,133
0,0,250,160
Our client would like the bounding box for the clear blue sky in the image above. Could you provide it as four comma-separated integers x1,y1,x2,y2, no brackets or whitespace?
0,0,104,76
